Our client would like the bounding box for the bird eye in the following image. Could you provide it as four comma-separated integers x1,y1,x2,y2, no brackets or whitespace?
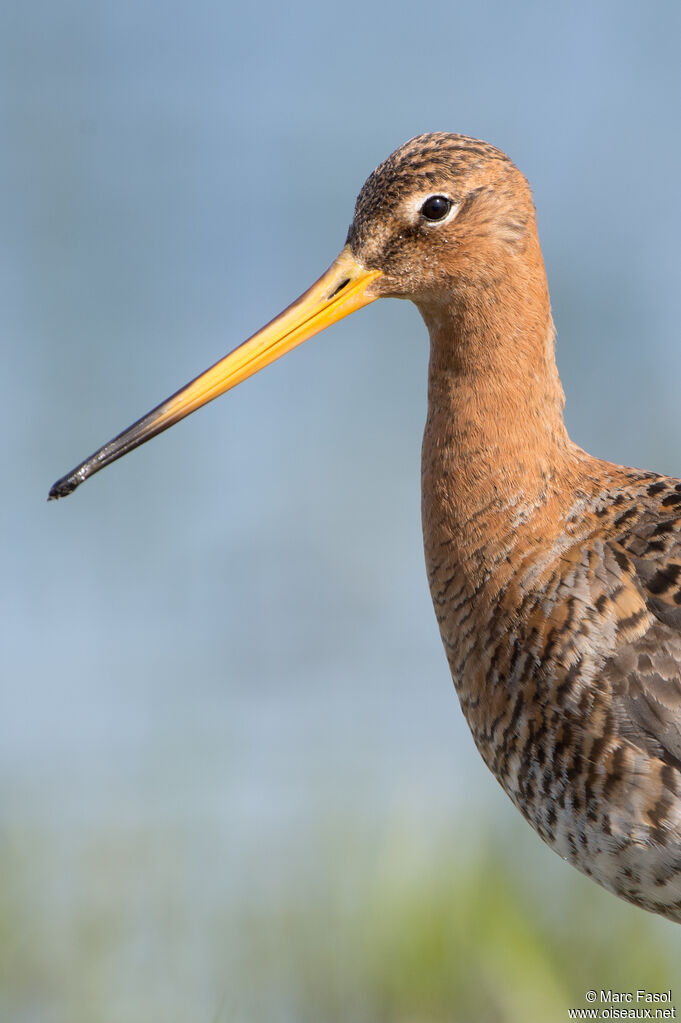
420,195,452,222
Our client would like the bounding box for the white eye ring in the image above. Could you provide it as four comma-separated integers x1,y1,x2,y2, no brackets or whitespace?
405,193,460,227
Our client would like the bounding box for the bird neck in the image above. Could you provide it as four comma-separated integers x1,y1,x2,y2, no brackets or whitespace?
418,239,578,595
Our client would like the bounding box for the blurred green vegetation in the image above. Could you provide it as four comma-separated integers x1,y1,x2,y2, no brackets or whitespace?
2,816,679,1023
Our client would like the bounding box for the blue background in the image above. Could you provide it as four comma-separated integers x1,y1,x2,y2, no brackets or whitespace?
4,1,681,1019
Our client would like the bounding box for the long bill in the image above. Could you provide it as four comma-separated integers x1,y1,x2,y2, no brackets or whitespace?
49,247,382,499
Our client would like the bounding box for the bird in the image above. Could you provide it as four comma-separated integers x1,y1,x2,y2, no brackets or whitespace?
49,133,681,923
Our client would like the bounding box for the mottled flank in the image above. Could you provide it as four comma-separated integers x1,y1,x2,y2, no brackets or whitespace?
347,133,681,922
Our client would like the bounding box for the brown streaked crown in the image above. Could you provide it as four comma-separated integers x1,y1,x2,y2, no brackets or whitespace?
347,132,537,299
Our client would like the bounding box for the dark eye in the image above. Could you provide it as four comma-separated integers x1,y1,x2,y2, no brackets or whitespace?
420,195,452,222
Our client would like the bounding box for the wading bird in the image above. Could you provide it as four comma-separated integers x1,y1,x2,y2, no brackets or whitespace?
50,134,681,922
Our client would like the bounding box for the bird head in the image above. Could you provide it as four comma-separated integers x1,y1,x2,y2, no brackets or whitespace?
49,133,539,499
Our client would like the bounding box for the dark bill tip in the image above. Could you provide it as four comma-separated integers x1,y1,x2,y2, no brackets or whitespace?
48,474,82,500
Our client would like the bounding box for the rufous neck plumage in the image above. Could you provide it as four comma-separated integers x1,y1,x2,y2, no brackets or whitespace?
418,224,580,590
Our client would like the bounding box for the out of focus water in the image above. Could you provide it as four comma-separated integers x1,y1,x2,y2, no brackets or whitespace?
3,1,681,1020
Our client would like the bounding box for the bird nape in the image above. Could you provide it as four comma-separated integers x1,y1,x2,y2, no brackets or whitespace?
49,133,681,923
